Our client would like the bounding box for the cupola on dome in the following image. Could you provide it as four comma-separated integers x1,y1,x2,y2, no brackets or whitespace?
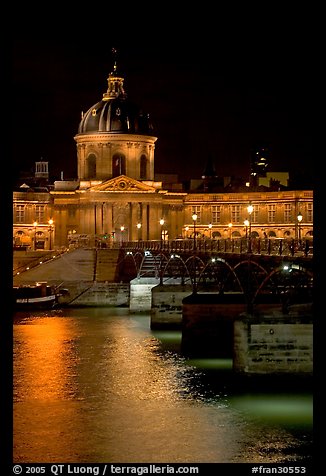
78,62,154,135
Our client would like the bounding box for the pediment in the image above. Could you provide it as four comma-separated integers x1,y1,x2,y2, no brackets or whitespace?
88,175,157,192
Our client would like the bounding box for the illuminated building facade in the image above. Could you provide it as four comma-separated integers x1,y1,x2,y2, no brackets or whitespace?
13,66,313,250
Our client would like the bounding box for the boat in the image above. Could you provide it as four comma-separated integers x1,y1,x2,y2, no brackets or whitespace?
13,281,64,310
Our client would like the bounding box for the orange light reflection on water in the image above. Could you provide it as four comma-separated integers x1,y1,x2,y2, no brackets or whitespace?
14,316,80,401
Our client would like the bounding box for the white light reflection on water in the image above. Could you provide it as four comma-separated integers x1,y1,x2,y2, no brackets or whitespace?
13,308,313,464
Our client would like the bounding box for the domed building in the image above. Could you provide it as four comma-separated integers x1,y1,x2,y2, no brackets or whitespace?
75,61,157,185
46,60,186,247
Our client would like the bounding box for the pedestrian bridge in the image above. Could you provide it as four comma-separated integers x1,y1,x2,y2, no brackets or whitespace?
118,237,313,310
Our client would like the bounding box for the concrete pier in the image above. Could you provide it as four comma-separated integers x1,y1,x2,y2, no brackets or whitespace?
181,292,246,358
151,280,193,329
129,277,160,312
233,304,313,375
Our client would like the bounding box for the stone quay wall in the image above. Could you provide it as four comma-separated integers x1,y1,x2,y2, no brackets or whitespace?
65,282,130,307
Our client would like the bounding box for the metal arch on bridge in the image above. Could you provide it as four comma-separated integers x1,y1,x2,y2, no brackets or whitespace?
119,238,313,309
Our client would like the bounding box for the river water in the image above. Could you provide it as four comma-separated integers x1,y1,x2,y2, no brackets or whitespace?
13,307,313,464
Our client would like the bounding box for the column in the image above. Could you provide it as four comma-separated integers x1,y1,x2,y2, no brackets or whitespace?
170,207,177,240
142,203,148,240
107,203,113,234
131,202,139,241
148,205,160,240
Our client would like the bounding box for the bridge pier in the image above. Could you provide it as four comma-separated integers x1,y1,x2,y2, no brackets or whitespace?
129,277,160,312
180,295,313,376
150,281,193,329
181,292,246,358
233,304,313,375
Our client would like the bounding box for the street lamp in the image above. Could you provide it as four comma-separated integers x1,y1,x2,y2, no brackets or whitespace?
208,223,212,240
158,218,165,285
228,222,232,239
247,203,253,237
192,213,198,294
192,213,197,251
160,218,165,249
247,203,253,252
120,225,125,243
48,218,54,250
185,226,189,239
137,223,141,242
244,219,249,239
297,211,303,243
33,221,38,250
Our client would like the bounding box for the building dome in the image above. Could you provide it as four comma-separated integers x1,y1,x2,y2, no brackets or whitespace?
77,65,154,135
74,57,157,183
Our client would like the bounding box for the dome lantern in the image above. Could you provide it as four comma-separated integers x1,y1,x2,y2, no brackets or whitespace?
102,49,126,101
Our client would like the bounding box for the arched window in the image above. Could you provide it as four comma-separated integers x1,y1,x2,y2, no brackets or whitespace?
86,154,96,179
112,153,126,177
14,230,27,246
35,231,45,250
140,154,147,180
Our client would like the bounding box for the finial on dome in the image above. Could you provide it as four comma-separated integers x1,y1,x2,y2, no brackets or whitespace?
111,47,118,74
103,47,126,100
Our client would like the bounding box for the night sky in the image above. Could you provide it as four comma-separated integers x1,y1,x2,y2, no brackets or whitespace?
11,26,314,186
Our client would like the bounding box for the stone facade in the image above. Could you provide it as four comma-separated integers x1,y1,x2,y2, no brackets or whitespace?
12,66,313,250
13,187,313,250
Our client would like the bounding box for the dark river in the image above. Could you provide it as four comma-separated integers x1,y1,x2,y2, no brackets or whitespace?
13,307,313,464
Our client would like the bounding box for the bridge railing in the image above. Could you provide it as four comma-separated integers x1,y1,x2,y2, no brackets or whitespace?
118,237,313,258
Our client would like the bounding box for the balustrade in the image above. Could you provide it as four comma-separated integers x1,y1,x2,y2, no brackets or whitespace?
119,237,313,258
